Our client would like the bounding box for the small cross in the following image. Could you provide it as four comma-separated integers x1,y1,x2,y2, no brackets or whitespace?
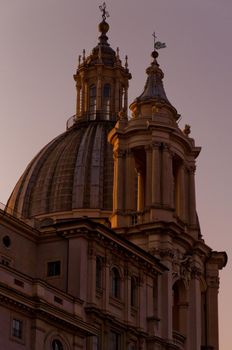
152,31,157,46
99,2,110,21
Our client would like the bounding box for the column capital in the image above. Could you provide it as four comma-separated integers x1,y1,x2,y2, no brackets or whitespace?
188,165,196,174
144,144,152,152
162,142,170,151
113,149,125,159
206,275,220,289
152,141,161,150
126,148,133,157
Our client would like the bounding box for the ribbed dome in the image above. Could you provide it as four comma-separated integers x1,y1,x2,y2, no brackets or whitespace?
6,120,114,220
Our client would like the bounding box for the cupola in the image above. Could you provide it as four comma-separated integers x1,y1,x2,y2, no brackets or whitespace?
73,2,131,124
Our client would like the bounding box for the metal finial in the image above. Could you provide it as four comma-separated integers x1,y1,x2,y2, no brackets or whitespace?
99,2,110,21
78,55,81,67
153,31,166,50
82,49,86,62
116,47,119,58
125,55,128,69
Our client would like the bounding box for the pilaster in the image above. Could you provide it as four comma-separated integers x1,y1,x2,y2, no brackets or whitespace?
188,165,197,226
152,142,161,206
162,143,173,208
188,272,201,350
205,273,220,350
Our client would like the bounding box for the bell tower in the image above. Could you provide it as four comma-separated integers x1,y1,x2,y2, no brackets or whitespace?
73,3,131,123
109,36,201,238
108,34,227,350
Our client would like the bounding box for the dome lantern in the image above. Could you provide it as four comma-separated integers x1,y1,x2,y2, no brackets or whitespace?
73,2,131,124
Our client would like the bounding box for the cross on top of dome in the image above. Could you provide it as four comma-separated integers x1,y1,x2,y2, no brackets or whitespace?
99,2,110,21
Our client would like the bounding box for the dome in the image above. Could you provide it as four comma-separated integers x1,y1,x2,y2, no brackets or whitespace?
6,12,131,223
6,120,115,220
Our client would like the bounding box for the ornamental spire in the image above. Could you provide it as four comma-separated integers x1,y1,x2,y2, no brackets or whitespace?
135,32,169,103
98,2,110,46
130,32,178,121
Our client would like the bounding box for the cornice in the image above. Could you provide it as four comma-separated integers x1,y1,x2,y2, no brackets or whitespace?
50,218,167,273
0,283,96,336
0,209,40,242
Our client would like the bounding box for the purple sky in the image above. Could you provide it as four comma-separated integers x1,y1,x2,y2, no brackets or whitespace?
0,1,231,347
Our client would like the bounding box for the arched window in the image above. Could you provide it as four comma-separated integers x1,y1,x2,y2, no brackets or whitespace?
111,267,120,298
89,85,96,116
172,280,188,335
52,339,63,350
131,276,137,307
96,256,102,290
103,84,111,118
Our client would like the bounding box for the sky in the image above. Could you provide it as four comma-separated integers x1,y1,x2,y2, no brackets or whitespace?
0,0,231,348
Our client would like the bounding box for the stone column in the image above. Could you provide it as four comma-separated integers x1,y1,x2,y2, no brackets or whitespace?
205,273,220,350
113,150,125,212
32,319,45,350
124,268,130,323
162,144,173,208
74,335,85,350
103,257,110,313
178,163,186,221
160,251,173,340
145,146,152,210
125,149,136,211
87,247,96,305
81,79,85,114
96,77,102,111
188,165,197,226
137,170,144,212
124,86,128,113
84,80,88,113
152,142,161,205
76,83,81,116
138,274,146,331
115,81,120,113
188,272,201,350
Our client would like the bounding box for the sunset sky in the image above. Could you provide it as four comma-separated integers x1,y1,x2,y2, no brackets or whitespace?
0,1,231,348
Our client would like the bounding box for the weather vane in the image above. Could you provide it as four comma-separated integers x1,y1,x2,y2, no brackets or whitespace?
153,32,166,50
99,2,110,21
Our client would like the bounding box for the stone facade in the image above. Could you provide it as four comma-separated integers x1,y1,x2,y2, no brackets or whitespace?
0,8,227,350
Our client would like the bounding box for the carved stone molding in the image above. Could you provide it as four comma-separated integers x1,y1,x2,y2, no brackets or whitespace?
152,141,161,150
126,148,134,157
206,275,220,289
160,248,175,259
188,165,196,174
162,142,170,151
113,149,126,159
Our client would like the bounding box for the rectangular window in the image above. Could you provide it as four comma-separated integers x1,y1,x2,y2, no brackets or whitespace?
110,331,120,350
47,261,61,277
12,319,23,339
